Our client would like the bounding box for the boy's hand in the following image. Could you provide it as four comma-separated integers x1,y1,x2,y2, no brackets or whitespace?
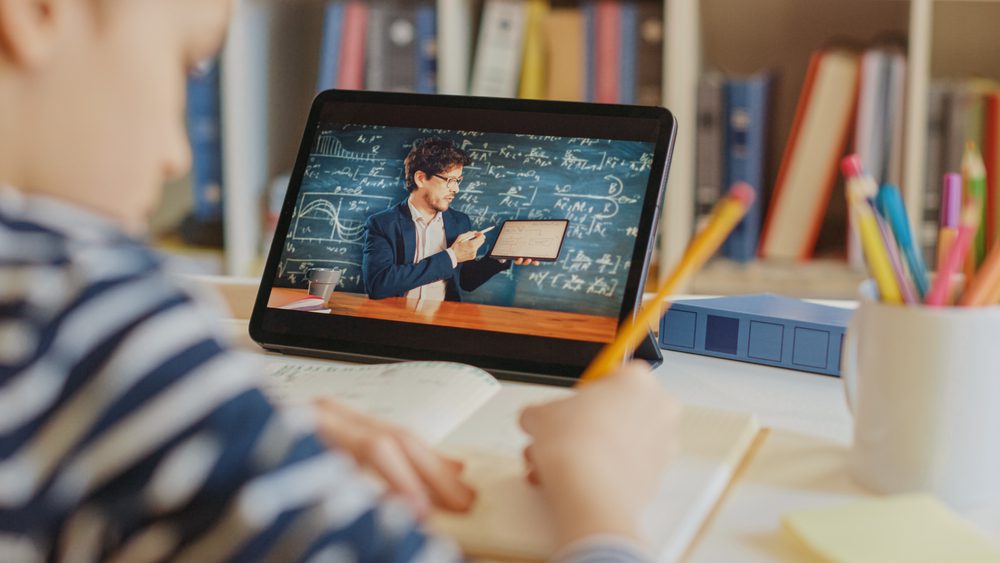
450,231,486,263
312,397,476,519
518,361,680,547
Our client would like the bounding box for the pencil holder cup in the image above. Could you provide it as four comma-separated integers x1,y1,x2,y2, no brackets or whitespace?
842,281,1000,509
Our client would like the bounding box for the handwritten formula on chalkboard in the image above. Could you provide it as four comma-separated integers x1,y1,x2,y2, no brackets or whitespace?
275,124,655,317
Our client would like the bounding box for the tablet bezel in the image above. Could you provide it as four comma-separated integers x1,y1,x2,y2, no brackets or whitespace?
487,219,570,262
249,90,676,384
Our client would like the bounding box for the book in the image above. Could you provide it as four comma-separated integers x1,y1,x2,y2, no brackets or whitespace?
759,48,860,261
437,0,474,95
518,0,549,100
262,358,760,562
543,5,585,101
694,71,725,234
618,1,638,104
337,1,368,90
316,2,345,92
414,1,438,94
721,73,772,262
920,81,951,265
634,0,664,107
593,0,621,103
470,0,528,98
984,90,1000,247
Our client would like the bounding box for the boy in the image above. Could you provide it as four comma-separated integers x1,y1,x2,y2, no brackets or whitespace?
0,1,679,561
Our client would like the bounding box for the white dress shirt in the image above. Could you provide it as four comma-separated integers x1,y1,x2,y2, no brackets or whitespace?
407,200,457,301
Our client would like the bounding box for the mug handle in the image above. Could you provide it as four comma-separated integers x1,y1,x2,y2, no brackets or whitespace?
841,311,860,415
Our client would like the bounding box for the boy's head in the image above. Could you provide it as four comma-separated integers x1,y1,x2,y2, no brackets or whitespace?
0,0,231,233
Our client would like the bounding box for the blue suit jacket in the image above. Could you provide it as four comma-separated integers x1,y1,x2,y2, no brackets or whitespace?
362,201,510,301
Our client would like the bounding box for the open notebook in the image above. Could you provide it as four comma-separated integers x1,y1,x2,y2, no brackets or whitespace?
263,358,759,563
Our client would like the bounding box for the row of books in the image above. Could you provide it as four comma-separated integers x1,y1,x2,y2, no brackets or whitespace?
695,43,912,263
316,0,664,104
922,78,1000,265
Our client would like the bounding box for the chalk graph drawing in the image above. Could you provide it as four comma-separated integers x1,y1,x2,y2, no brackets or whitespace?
273,124,657,317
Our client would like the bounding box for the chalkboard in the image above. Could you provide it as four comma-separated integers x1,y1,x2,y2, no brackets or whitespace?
274,124,655,317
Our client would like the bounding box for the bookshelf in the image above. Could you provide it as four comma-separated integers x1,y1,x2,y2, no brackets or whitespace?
205,0,1000,300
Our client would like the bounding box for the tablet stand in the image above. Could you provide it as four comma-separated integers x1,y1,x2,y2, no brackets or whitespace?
632,328,663,369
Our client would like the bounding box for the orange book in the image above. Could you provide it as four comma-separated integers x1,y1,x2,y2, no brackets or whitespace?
759,48,861,260
543,7,585,101
594,0,621,103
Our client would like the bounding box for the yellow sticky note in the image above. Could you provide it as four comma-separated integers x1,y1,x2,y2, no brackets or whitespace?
783,494,1000,562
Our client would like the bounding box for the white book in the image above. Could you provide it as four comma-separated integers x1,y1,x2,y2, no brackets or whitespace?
263,358,760,562
438,0,474,95
469,0,528,98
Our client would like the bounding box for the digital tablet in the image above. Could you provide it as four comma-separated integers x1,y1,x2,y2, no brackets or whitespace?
249,90,676,384
488,219,570,262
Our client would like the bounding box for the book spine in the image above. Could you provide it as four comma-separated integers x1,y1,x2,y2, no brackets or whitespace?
594,0,620,103
414,1,438,94
317,2,345,93
985,91,1000,248
337,1,368,90
518,0,549,99
365,2,388,91
383,3,419,92
186,59,224,222
921,82,950,265
694,71,724,234
722,75,770,262
437,0,472,94
470,0,528,98
542,6,585,101
582,0,595,102
634,0,663,106
618,1,638,105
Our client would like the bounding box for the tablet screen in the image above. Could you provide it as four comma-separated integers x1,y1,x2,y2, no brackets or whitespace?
488,220,569,262
252,91,675,381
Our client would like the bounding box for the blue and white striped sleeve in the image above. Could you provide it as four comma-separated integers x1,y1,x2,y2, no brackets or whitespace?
0,259,461,561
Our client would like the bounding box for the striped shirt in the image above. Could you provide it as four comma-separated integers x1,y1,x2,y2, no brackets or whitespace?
0,186,651,562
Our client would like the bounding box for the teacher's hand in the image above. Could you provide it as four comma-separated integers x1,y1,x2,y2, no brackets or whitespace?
312,397,476,518
450,231,486,263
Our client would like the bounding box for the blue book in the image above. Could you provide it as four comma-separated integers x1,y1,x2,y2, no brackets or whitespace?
722,73,771,262
659,294,852,377
317,2,345,92
414,2,437,94
186,59,223,222
618,1,638,104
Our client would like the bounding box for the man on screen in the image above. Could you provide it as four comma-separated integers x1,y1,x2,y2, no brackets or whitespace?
363,138,536,301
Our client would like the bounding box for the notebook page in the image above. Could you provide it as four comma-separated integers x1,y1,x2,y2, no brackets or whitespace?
262,359,501,444
431,390,760,563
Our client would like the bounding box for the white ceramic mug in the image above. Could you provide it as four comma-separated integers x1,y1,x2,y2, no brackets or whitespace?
842,281,1000,509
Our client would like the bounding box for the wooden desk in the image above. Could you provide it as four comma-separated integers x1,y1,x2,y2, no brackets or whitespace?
267,287,618,343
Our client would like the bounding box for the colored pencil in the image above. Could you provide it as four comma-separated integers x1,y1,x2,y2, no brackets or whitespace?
577,183,755,384
962,142,987,268
937,173,962,273
926,203,980,307
876,184,930,299
959,237,1000,306
842,156,902,304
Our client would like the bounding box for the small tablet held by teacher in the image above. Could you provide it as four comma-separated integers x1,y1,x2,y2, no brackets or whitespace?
488,219,570,262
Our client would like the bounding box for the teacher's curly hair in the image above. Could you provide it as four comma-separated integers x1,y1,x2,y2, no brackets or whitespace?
404,137,471,192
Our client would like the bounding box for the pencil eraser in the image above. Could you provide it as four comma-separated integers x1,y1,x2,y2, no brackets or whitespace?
841,154,863,178
727,182,756,207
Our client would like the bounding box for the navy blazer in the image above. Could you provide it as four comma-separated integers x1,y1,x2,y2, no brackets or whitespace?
362,201,510,301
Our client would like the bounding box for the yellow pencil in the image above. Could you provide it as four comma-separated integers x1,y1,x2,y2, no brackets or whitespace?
577,183,755,384
846,180,903,304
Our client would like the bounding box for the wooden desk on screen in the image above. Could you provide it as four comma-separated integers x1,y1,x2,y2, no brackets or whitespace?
267,288,617,343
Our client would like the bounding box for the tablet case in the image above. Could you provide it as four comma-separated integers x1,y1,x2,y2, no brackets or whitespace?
659,294,852,377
